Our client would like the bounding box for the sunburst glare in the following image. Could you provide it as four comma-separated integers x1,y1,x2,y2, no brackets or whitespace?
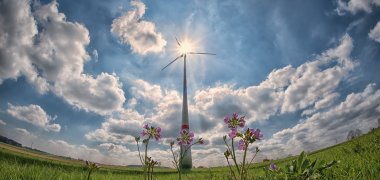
178,40,194,54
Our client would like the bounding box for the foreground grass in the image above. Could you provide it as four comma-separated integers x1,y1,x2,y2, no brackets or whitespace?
1,128,379,179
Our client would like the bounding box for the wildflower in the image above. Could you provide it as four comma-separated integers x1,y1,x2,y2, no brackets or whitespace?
228,128,238,139
238,139,246,150
224,112,246,129
135,136,140,142
171,130,205,179
176,129,194,145
140,124,162,141
141,130,148,136
85,160,100,180
269,163,278,171
153,127,161,140
250,128,263,140
224,150,231,158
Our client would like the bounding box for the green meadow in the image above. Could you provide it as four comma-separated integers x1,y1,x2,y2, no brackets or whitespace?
1,128,379,179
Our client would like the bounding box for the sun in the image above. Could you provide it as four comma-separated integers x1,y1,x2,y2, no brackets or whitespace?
178,40,194,54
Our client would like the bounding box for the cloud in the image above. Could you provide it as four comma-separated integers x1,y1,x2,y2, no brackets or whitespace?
32,0,90,82
259,83,380,158
92,50,99,62
54,73,125,115
46,139,168,166
336,0,380,15
15,128,33,136
99,143,131,154
47,140,103,161
7,103,61,132
281,34,355,113
0,0,126,115
0,120,6,126
0,0,48,93
369,21,380,43
193,34,356,122
86,78,218,146
85,108,145,144
111,0,167,55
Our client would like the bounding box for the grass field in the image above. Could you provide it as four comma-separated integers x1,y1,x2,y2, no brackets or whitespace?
1,128,379,179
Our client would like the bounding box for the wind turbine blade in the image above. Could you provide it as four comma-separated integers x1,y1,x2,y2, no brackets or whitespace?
188,52,216,55
161,55,183,71
175,37,181,46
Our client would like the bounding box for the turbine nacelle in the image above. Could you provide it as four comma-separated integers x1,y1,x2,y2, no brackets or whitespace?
161,37,215,71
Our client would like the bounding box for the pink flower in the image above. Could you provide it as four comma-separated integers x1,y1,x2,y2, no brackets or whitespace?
224,116,230,124
232,112,238,119
224,113,246,129
238,139,246,151
177,129,194,145
269,163,278,171
228,128,237,139
251,128,263,140
239,117,246,127
140,124,162,141
141,130,147,136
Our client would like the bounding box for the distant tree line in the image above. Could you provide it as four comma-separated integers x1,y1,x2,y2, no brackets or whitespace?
347,129,362,140
0,135,22,147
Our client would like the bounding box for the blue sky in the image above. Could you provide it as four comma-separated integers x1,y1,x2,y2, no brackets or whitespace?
0,0,380,167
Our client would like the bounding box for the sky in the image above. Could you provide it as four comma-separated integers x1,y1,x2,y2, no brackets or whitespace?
0,0,380,167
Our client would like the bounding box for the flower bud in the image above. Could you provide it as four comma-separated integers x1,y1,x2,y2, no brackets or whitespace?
198,138,204,144
135,136,140,142
224,150,231,157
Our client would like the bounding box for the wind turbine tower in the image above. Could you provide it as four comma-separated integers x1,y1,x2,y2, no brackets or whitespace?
162,38,215,170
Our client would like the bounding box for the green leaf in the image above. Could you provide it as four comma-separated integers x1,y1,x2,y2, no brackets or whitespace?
301,158,310,171
291,160,297,173
297,151,305,173
289,165,294,174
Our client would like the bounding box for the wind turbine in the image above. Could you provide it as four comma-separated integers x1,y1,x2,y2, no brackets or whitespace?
162,37,215,170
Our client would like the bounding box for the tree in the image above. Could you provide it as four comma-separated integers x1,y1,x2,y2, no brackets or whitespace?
354,129,362,137
347,130,355,140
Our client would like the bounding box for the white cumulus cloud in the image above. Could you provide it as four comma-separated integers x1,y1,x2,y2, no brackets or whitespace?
15,128,34,137
0,0,126,115
7,103,61,132
111,0,167,55
259,83,380,158
369,21,380,43
0,0,48,93
336,0,380,15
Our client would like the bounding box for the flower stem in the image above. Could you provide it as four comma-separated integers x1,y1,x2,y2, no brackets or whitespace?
246,149,259,170
170,146,179,172
136,141,144,166
144,141,148,180
87,169,92,180
231,138,241,174
241,142,248,180
225,156,237,179
150,164,154,180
